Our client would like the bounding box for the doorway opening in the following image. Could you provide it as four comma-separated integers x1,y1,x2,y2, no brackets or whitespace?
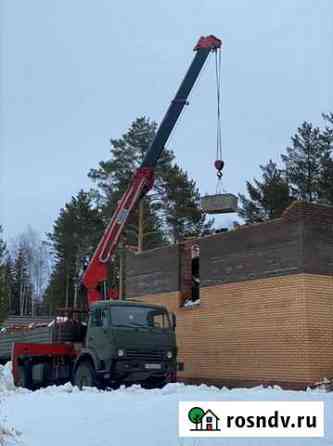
182,244,200,308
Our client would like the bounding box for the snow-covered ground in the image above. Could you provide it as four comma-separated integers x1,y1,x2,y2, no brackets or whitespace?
1,363,332,446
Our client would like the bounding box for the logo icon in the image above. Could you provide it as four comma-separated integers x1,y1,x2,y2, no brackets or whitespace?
188,406,220,431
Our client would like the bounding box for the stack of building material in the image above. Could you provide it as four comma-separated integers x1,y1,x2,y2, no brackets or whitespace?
0,326,51,362
200,193,238,214
0,315,85,362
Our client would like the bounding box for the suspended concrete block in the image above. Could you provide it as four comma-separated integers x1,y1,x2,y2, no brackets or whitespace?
200,193,238,215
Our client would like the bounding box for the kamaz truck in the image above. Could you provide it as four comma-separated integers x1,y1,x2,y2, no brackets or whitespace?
8,300,177,389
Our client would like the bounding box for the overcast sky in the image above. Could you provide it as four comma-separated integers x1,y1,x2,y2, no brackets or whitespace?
1,0,332,241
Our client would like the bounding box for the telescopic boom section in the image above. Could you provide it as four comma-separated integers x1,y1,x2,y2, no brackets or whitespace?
82,35,222,305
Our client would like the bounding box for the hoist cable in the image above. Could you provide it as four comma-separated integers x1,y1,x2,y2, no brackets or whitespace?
215,48,223,162
214,47,224,193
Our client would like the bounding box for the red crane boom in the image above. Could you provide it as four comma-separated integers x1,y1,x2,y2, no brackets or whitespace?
82,35,222,305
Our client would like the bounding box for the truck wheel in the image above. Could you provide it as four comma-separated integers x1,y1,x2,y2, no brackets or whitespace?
146,376,167,389
74,360,97,389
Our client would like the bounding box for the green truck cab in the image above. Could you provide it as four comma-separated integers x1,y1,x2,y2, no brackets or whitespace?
73,300,178,389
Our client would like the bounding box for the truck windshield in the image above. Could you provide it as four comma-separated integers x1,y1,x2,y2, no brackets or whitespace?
110,306,171,329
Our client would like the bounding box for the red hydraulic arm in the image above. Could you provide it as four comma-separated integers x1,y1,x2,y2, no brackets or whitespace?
82,35,222,305
82,167,155,303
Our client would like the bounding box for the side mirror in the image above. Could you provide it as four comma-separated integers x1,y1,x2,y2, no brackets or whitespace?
172,313,176,330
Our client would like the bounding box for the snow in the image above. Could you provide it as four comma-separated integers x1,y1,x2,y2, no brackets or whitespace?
0,364,23,445
183,298,201,308
0,362,333,446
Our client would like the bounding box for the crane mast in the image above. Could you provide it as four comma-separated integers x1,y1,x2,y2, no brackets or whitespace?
82,35,222,305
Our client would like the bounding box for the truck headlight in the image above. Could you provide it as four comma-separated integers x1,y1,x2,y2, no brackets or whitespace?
167,351,173,359
117,349,125,357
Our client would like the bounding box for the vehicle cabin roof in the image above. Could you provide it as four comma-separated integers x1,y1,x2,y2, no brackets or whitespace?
90,300,167,312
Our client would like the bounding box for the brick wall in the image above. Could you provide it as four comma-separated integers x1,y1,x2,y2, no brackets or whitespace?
126,202,333,388
126,245,180,297
126,202,333,297
199,218,302,287
303,274,333,382
142,274,333,388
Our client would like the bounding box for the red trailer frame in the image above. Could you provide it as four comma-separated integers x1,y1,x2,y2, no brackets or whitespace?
12,342,77,387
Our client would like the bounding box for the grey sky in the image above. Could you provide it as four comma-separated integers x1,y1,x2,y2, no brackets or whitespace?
1,0,332,241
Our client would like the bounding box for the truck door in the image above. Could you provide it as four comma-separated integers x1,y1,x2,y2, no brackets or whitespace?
88,307,112,366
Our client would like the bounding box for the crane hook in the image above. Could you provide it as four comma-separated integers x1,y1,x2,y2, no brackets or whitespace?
214,159,224,179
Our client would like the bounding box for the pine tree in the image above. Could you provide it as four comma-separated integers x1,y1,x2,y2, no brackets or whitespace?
322,112,333,132
159,164,212,242
45,190,104,312
89,116,211,247
319,156,333,205
4,256,15,315
44,266,67,315
281,121,330,202
318,113,333,204
89,117,168,250
239,160,292,223
0,226,9,322
11,243,33,316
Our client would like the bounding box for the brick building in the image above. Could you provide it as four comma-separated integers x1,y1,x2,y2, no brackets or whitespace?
125,201,333,389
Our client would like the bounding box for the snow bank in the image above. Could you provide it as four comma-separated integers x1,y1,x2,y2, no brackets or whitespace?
0,365,332,446
0,364,23,444
0,423,22,445
1,381,332,446
0,363,15,394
